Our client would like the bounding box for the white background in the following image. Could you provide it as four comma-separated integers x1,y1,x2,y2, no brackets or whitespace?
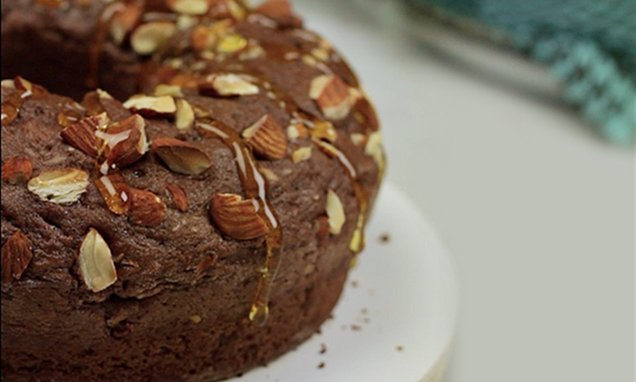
292,1,635,381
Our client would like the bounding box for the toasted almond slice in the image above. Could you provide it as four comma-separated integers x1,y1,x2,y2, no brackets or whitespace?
310,120,337,142
325,189,345,235
350,132,366,146
200,73,259,97
166,183,188,212
1,231,33,283
175,99,195,130
78,228,117,292
1,157,33,185
27,168,89,204
217,34,248,54
291,147,312,163
365,131,385,173
95,173,130,215
309,74,359,120
128,188,167,227
154,84,183,97
210,193,270,240
152,137,212,175
123,95,176,117
167,0,209,15
131,21,177,55
242,115,287,160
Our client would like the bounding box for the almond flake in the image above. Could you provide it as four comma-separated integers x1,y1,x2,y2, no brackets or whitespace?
152,137,212,175
1,231,33,283
95,173,130,215
291,147,312,163
154,84,183,97
128,188,167,227
167,0,209,15
310,120,337,142
325,189,345,235
1,157,33,184
27,168,89,204
242,114,287,160
217,34,248,54
175,99,195,130
200,73,259,97
286,123,308,141
350,132,366,146
365,131,385,173
166,183,188,212
123,95,176,117
78,228,117,292
131,21,177,55
210,193,270,240
309,75,359,120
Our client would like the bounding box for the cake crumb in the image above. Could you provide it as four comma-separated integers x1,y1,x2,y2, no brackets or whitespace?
379,233,391,243
396,345,404,352
351,280,359,288
319,343,327,355
350,324,362,332
317,362,325,369
189,315,202,324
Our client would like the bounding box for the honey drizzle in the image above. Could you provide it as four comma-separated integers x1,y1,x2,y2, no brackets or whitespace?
247,74,370,254
197,119,282,326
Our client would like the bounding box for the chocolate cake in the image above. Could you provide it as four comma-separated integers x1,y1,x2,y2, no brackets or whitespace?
0,1,385,380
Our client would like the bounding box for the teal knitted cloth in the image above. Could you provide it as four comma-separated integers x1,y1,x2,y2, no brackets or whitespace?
405,0,636,144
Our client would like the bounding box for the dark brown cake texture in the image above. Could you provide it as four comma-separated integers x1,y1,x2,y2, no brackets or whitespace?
0,1,385,380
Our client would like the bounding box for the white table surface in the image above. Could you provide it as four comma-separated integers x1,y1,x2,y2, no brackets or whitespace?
292,1,635,381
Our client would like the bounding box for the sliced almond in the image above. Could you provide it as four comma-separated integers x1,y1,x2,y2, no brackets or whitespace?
110,3,142,45
325,189,345,235
98,114,149,168
56,100,87,128
350,132,366,146
123,95,176,118
152,137,212,175
60,115,103,157
210,193,270,240
217,34,248,54
365,131,385,174
27,168,89,204
128,188,167,227
286,123,309,141
175,99,195,130
255,0,301,27
166,0,209,15
291,146,312,163
78,228,117,292
242,115,287,160
200,73,259,97
166,183,188,212
154,84,183,97
1,157,33,184
95,173,130,215
258,166,279,182
239,44,266,60
309,75,359,120
1,231,33,283
310,120,337,142
130,21,177,55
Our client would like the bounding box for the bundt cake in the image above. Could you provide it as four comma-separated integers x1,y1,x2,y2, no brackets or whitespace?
0,0,385,380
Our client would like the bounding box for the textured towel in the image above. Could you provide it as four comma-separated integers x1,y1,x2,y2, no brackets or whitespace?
405,0,636,144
